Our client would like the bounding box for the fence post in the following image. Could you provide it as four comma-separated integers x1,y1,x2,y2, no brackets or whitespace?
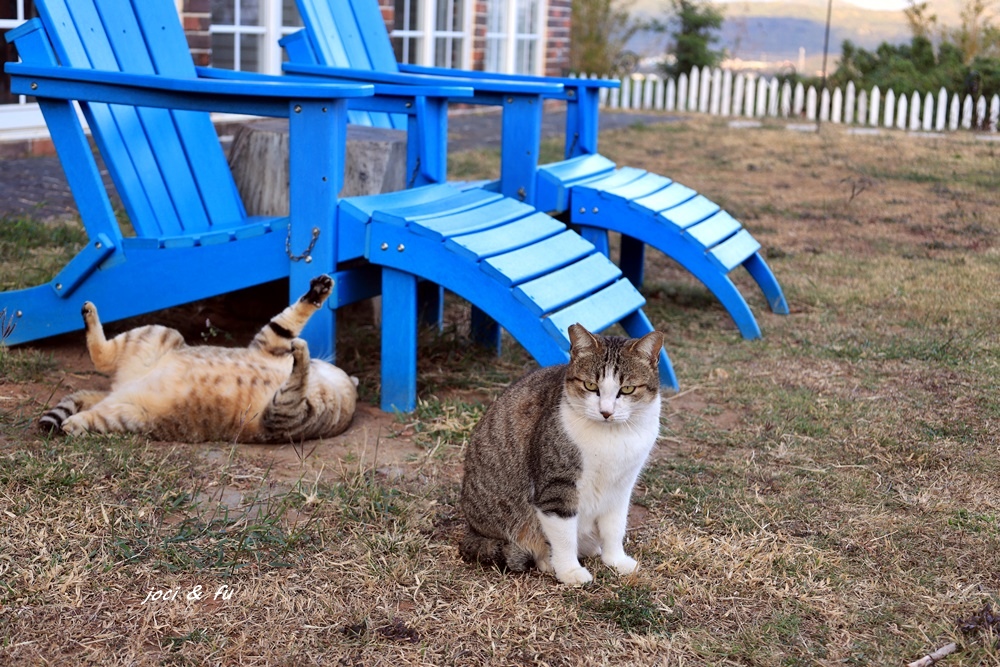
677,73,688,112
620,76,632,109
907,91,919,130
630,74,643,109
990,94,999,131
936,87,947,131
745,74,757,117
845,81,855,124
794,82,805,117
883,89,895,127
666,77,676,111
976,95,987,129
733,74,745,116
806,86,817,120
721,69,733,116
609,77,622,109
922,92,933,130
820,88,831,121
831,87,842,123
949,93,960,130
709,68,722,114
650,74,663,110
781,81,792,117
857,89,868,125
767,78,779,117
896,92,907,130
755,76,768,118
597,74,610,107
688,68,700,111
869,86,880,126
699,65,712,113
962,94,973,128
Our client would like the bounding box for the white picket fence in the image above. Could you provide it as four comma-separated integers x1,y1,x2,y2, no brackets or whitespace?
582,66,1000,133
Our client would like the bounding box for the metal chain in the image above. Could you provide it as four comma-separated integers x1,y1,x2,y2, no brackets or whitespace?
407,156,422,188
285,226,321,262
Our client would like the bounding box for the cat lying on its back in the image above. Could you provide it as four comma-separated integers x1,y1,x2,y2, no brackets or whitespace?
39,275,358,443
461,323,664,585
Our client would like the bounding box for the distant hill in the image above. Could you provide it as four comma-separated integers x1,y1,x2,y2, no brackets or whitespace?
626,0,916,74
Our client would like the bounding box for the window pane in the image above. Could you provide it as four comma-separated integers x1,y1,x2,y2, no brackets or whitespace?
282,0,302,28
1,0,33,105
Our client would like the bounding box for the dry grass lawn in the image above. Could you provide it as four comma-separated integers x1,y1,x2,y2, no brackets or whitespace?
1,114,999,665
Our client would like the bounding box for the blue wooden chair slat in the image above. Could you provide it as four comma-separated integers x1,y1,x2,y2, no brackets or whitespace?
687,211,742,249
444,212,564,261
513,253,622,317
630,182,698,214
372,189,506,227
412,198,536,240
542,279,646,346
602,172,673,202
482,230,594,287
709,229,762,272
659,195,721,230
287,0,790,341
132,1,247,225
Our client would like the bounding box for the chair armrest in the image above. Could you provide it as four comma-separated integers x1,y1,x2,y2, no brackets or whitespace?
197,65,474,113
284,63,563,97
6,62,373,118
399,64,621,92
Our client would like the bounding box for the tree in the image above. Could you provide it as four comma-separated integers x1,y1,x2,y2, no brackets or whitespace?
570,0,645,76
658,0,725,78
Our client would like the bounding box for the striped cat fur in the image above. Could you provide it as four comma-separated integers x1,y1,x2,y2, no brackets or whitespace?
39,275,357,443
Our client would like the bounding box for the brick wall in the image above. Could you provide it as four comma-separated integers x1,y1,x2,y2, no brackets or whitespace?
180,0,212,67
545,0,571,77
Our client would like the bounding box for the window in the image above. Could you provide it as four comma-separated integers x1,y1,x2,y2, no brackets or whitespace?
391,0,470,69
1,0,35,106
485,0,543,75
210,0,302,74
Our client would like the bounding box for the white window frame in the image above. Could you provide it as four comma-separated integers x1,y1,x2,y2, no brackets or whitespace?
209,1,302,75
0,0,43,138
485,0,547,76
390,0,473,70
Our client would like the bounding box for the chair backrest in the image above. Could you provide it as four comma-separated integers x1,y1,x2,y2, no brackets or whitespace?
32,0,246,238
292,0,405,130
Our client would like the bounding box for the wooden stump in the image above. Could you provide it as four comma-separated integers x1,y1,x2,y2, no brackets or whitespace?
228,119,408,216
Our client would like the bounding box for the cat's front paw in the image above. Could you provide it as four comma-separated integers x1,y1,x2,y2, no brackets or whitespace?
555,566,593,586
603,554,638,575
81,302,98,324
304,275,334,306
61,415,88,437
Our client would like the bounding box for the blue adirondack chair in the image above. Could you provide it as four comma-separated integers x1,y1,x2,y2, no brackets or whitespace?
281,0,790,341
2,0,676,413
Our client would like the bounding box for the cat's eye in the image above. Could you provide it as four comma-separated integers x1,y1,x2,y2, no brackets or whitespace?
619,385,636,395
583,381,599,392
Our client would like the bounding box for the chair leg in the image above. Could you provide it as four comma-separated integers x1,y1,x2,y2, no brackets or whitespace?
470,306,501,355
743,252,790,315
619,234,646,288
577,225,610,256
418,281,444,330
381,267,418,412
620,309,679,392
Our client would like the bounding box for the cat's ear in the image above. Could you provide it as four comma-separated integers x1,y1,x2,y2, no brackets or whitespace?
628,330,664,366
568,323,601,360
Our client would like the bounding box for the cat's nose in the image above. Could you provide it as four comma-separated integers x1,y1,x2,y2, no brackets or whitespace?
601,410,613,420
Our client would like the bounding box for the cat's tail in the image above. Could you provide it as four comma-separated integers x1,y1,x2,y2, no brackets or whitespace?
460,529,534,572
38,391,106,433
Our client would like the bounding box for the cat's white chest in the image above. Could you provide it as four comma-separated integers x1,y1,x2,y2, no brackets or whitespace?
559,396,661,515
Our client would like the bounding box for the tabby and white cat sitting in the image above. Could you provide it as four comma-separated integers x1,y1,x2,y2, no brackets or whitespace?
39,275,358,443
461,323,664,586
